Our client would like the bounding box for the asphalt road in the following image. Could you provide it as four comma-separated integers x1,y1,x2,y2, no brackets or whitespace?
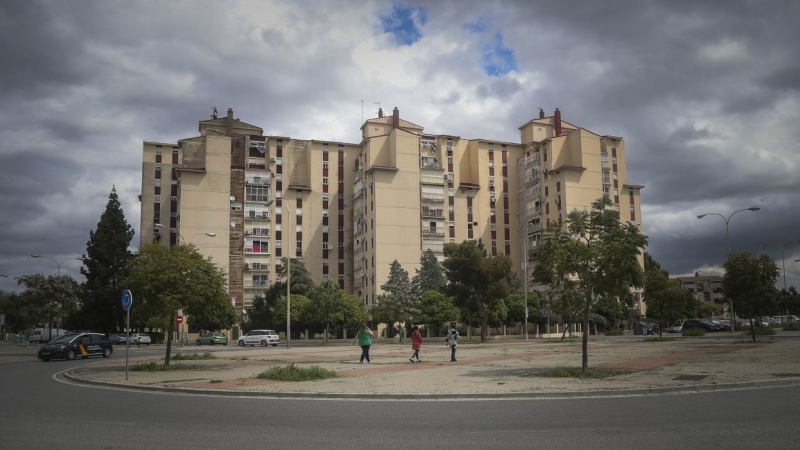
2,354,800,449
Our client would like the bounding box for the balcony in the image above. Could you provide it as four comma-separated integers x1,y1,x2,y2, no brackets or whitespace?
421,194,445,202
244,247,270,254
244,280,270,289
422,227,445,236
245,176,271,186
421,209,444,218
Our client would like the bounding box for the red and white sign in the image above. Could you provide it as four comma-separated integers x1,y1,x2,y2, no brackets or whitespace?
176,316,184,324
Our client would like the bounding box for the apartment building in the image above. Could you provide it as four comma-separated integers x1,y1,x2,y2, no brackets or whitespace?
673,274,725,314
140,106,645,321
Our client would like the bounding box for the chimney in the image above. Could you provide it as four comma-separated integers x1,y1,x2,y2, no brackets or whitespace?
539,108,545,119
392,107,400,129
378,107,384,118
226,108,234,135
554,108,562,136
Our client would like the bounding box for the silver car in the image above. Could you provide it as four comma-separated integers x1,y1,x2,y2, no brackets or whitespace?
237,329,279,347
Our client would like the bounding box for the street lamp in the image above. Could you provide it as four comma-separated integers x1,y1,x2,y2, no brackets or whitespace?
284,204,292,349
523,221,531,341
30,254,86,341
760,241,800,324
697,206,760,330
154,224,215,244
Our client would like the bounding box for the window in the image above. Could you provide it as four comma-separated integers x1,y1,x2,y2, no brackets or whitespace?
275,240,282,248
323,178,328,185
629,189,635,197
323,162,329,170
296,242,302,251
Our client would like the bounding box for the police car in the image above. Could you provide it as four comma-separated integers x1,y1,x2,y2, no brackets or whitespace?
37,333,113,361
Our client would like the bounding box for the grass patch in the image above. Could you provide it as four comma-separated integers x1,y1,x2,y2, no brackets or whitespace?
172,352,216,361
131,362,203,372
540,367,628,379
256,363,338,382
741,326,776,336
209,379,223,384
780,323,800,331
604,330,625,336
643,337,677,342
682,328,706,337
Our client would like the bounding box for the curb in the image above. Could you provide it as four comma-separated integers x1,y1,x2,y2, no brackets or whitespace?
60,369,800,400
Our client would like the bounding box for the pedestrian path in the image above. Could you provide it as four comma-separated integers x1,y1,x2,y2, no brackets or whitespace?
55,333,800,398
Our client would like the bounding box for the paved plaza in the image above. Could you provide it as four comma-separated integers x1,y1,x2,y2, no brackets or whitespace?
30,332,800,398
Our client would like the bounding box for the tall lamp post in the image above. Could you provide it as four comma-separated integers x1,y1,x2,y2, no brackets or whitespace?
30,254,86,340
155,224,216,244
523,221,530,341
697,206,760,331
760,241,799,324
283,204,293,349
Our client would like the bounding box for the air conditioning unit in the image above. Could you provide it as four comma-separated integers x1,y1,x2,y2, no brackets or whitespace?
270,157,277,163
244,231,252,235
490,198,496,203
473,221,479,226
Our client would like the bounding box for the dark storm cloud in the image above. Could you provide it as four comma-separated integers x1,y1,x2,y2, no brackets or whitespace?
1,0,799,293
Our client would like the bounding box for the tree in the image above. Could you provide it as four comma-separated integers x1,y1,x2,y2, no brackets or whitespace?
643,269,689,337
443,241,516,342
374,260,415,338
308,281,367,339
276,256,314,296
546,279,584,339
411,249,447,298
723,252,779,342
416,290,459,336
533,197,647,372
76,187,135,333
125,243,235,365
273,293,313,338
0,290,34,333
697,301,722,319
16,274,81,340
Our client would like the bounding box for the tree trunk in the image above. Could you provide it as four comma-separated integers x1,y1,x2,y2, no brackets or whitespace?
560,323,568,341
749,317,756,343
582,291,592,373
478,299,488,342
165,310,175,366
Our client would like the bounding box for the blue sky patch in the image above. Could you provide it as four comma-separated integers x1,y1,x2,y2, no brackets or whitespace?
482,33,517,76
380,4,427,46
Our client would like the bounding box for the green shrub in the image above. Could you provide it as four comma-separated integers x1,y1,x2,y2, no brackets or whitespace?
741,326,775,336
682,328,706,337
780,322,800,331
256,363,338,382
643,337,676,342
131,362,201,372
604,329,624,336
172,352,216,361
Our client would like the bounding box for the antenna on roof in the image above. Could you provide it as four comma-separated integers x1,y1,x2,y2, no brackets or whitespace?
211,107,218,119
374,101,381,115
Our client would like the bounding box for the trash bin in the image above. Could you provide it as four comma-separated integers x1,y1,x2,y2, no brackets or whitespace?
13,334,26,343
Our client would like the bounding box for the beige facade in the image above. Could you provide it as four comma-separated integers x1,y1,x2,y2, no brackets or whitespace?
673,274,725,316
141,106,646,323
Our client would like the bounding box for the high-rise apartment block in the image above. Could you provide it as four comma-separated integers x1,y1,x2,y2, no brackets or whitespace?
140,107,644,320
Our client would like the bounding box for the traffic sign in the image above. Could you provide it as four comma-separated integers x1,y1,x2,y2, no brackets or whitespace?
176,315,184,324
121,290,133,311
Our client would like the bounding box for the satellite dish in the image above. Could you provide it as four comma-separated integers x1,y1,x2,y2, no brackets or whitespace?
230,221,236,228
230,196,236,201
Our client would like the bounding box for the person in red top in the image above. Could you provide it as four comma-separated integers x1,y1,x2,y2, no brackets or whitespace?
409,325,423,363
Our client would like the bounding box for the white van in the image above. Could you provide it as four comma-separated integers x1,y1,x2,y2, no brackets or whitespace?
28,328,67,343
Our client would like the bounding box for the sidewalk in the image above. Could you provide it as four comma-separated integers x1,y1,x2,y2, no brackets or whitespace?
52,332,800,399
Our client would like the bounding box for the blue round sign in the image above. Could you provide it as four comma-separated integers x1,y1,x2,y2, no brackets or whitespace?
121,290,133,311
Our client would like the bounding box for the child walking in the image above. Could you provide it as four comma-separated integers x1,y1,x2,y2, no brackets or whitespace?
409,326,422,363
445,323,460,362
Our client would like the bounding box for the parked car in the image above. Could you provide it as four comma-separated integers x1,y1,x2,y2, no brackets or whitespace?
130,333,151,345
683,319,715,332
28,328,68,343
237,329,279,347
109,333,128,344
709,319,730,331
668,322,684,333
37,333,113,361
197,331,228,346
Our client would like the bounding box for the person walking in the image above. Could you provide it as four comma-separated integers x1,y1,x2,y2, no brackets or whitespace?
409,325,423,363
353,323,374,364
445,323,460,362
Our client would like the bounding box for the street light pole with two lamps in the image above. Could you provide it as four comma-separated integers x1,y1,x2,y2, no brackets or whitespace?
154,224,216,245
761,241,800,324
697,206,760,331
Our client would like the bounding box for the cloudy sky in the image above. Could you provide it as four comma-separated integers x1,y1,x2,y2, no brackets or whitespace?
1,0,799,294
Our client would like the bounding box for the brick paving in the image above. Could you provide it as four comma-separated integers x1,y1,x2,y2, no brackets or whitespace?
30,332,800,397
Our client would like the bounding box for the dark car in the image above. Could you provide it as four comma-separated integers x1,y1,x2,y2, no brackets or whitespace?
37,333,113,361
683,319,715,332
109,333,128,344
